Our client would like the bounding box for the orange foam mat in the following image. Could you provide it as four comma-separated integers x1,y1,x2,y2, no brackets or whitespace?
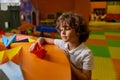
106,35,120,40
86,39,107,46
112,59,120,80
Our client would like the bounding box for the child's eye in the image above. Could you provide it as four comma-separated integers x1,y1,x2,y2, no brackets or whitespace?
65,27,71,30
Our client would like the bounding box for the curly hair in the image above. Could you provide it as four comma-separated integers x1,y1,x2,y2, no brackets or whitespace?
56,12,90,42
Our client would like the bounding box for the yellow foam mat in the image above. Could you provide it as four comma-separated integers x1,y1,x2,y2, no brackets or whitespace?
105,32,120,36
92,57,117,80
89,34,105,40
109,47,120,59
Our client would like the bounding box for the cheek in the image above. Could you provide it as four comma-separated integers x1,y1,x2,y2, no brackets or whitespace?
70,32,79,40
67,30,76,37
65,32,73,39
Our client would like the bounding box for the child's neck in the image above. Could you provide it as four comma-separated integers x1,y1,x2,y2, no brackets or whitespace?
68,41,81,50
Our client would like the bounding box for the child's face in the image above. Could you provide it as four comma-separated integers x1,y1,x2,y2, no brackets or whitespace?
59,25,79,42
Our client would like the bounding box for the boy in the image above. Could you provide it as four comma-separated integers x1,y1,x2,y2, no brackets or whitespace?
30,12,94,80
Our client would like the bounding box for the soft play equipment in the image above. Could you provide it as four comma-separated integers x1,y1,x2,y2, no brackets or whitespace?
36,26,57,38
18,22,35,35
106,5,120,22
0,34,71,80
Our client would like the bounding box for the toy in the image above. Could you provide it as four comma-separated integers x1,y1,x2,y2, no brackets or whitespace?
18,21,35,35
31,43,47,59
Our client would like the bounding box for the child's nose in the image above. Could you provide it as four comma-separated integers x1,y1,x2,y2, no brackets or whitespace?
61,30,65,34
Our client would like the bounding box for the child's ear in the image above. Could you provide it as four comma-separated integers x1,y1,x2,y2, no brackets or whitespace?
76,29,80,36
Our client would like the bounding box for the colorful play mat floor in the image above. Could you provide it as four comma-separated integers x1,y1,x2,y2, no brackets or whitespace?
36,21,120,80
86,21,120,80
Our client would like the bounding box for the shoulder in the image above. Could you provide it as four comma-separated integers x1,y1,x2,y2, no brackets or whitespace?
80,42,93,55
80,43,94,70
75,42,92,55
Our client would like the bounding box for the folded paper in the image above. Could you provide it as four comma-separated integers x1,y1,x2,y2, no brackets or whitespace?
5,47,22,60
2,34,16,47
15,38,29,42
28,38,35,42
0,61,24,80
31,43,47,59
0,47,22,63
0,46,24,80
0,51,4,61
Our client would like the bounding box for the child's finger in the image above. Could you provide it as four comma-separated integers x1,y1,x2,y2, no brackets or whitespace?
36,38,42,47
29,43,36,52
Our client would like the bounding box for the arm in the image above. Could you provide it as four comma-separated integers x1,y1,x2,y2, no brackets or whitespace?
29,37,54,52
71,63,92,80
36,37,54,45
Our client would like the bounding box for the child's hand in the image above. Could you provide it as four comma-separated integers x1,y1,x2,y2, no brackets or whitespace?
29,37,44,52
